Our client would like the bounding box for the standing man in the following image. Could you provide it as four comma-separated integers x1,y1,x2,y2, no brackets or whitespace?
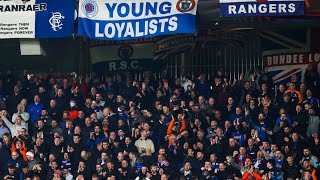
135,129,155,156
28,95,44,124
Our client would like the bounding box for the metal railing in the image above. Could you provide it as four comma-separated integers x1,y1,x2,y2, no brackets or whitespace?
165,33,262,81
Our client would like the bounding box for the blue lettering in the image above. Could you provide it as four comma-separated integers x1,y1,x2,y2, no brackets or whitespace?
105,3,117,18
106,2,173,18
145,2,158,16
159,2,172,14
118,3,130,18
132,3,143,17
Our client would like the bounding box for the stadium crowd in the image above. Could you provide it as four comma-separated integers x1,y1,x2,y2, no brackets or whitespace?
0,67,319,180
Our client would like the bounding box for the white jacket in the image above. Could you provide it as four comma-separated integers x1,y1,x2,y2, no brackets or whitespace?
12,112,30,123
64,173,73,180
1,115,27,137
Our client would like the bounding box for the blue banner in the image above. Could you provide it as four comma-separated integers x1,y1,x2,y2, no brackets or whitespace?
220,0,304,17
78,0,198,40
0,0,75,39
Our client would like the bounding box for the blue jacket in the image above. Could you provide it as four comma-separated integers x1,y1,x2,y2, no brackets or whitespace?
276,114,292,125
255,122,267,141
0,125,10,138
28,103,44,123
232,131,244,146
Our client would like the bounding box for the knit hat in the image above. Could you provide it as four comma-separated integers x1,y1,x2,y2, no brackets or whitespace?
26,151,34,158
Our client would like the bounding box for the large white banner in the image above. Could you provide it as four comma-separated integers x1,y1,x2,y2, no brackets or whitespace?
78,0,198,40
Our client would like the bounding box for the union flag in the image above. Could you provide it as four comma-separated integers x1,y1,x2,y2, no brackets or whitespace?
262,28,320,85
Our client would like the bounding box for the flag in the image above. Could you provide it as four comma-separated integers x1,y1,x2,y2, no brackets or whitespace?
0,0,75,39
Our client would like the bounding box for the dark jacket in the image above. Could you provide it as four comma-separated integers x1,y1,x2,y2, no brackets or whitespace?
282,162,301,180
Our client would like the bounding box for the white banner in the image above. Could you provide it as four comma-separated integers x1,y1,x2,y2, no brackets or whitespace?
78,0,198,40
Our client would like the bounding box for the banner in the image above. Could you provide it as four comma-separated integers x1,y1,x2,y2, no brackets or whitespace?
91,43,156,64
93,59,163,73
261,28,320,84
78,0,198,40
90,43,162,73
89,37,159,47
263,52,320,84
0,0,75,39
154,29,249,59
220,0,304,17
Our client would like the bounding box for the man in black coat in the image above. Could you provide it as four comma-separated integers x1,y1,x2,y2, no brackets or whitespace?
69,134,86,170
37,86,50,107
47,99,62,122
282,154,301,180
103,107,118,132
179,162,194,180
6,86,24,115
3,165,19,180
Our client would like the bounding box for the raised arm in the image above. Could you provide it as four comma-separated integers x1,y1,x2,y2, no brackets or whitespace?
20,112,30,122
12,113,18,123
1,115,14,130
167,119,175,136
